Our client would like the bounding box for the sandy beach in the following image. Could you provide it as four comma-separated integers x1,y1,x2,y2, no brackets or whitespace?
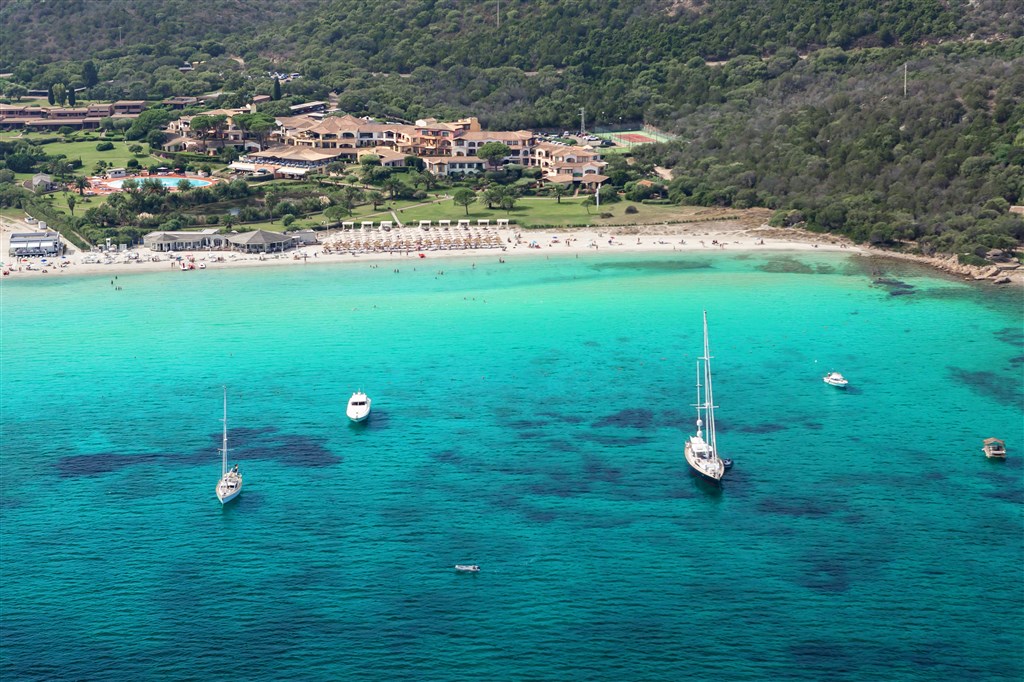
2,214,1020,285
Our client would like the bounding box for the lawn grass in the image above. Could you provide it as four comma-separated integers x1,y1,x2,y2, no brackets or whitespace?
0,130,64,142
50,190,111,216
355,195,740,229
43,139,163,172
384,195,671,228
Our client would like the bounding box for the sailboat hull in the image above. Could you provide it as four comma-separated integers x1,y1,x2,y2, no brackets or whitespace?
217,488,242,504
217,486,242,504
684,442,725,484
216,473,243,504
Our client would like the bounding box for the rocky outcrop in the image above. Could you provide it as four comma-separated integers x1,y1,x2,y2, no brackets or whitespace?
872,251,1023,285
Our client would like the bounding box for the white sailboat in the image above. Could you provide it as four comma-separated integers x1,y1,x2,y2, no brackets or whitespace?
684,311,728,484
215,387,243,504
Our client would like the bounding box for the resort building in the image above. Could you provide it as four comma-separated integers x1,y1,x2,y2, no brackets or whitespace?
143,229,298,253
529,142,608,188
161,96,201,110
113,100,147,115
289,101,328,115
9,230,63,257
29,173,56,191
228,230,295,253
228,146,341,177
421,156,486,176
0,101,142,131
451,129,534,164
165,106,607,188
143,229,231,252
162,107,266,154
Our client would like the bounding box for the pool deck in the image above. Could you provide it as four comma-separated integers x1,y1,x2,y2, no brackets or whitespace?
81,173,218,195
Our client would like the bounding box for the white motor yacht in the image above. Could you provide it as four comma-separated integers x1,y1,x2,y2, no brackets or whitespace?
823,372,849,388
346,391,372,422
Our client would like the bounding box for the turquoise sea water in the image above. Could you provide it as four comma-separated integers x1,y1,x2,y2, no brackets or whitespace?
2,251,1021,680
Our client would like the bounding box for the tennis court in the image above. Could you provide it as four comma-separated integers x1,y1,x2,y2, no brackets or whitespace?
599,128,675,147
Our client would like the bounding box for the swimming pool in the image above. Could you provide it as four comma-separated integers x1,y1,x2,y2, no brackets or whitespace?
107,176,213,189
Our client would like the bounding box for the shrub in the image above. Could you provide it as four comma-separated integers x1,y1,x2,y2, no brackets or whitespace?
958,252,989,267
624,205,638,214
95,141,114,151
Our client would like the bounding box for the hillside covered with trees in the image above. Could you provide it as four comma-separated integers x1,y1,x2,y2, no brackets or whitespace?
1,0,1021,257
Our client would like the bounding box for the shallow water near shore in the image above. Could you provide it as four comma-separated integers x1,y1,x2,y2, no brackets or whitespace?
2,251,1021,680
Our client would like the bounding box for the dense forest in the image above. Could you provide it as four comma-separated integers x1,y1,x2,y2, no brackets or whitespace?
1,0,1022,256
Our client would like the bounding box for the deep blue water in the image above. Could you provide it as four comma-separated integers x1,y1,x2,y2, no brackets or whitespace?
2,251,1021,680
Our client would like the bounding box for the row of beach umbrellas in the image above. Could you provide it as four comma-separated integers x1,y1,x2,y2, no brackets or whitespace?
322,228,503,253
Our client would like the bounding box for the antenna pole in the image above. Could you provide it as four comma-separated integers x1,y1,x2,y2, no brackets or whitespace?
903,62,907,98
579,107,586,136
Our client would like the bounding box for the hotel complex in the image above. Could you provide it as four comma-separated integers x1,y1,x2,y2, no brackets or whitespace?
161,106,608,189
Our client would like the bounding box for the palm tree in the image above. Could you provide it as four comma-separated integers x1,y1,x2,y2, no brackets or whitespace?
73,175,89,196
551,184,569,204
381,176,402,200
419,170,438,191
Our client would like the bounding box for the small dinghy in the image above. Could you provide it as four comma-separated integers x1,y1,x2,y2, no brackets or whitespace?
455,564,480,572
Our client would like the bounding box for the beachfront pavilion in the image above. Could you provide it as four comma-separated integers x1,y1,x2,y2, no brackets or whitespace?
9,231,63,257
227,229,295,253
143,230,230,252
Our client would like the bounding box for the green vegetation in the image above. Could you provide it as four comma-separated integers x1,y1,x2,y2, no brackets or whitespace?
0,0,1020,260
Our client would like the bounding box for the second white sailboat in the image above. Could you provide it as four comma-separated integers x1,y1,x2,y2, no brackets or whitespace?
684,311,729,484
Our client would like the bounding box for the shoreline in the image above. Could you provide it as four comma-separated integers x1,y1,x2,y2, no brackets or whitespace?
2,217,1021,286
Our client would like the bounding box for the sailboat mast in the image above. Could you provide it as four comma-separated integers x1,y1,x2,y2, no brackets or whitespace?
221,387,228,476
693,360,703,435
702,311,717,458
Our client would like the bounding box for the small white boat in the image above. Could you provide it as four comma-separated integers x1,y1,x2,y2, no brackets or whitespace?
823,372,849,388
346,391,372,422
983,438,1007,459
455,565,480,572
215,388,243,505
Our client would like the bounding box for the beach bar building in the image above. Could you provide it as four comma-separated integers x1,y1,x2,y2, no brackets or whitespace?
227,230,294,253
9,231,63,257
143,229,230,252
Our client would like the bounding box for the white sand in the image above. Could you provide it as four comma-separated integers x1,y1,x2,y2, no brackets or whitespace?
2,215,870,281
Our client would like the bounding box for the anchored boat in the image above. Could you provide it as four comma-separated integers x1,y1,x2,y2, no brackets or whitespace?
346,391,372,423
215,388,243,505
684,311,728,484
983,438,1007,459
823,372,849,388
